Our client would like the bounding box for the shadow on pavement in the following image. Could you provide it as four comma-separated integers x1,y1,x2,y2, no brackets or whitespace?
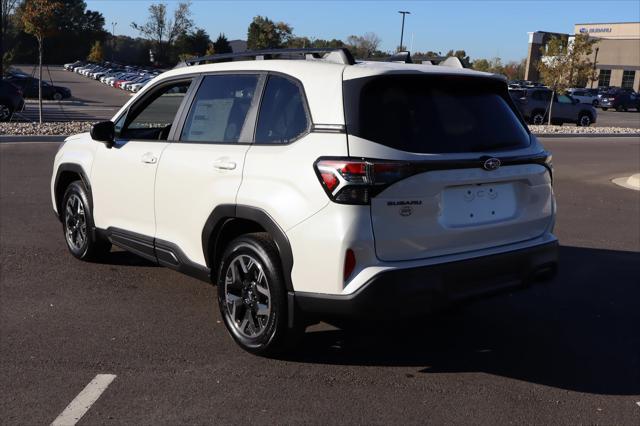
290,245,640,396
94,249,159,267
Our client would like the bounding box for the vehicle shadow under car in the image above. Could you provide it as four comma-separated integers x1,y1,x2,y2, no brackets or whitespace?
288,245,640,396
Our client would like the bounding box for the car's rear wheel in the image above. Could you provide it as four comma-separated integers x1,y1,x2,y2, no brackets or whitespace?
601,107,608,111
0,103,13,121
577,113,592,127
530,111,546,125
53,92,63,101
217,233,301,356
62,181,111,260
615,105,624,112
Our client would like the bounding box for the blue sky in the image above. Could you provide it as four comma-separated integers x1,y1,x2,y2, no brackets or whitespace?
86,0,640,62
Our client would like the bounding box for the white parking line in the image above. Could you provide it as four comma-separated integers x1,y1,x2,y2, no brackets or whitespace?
50,374,116,426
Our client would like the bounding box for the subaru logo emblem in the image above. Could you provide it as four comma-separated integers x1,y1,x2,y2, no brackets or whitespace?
483,158,501,171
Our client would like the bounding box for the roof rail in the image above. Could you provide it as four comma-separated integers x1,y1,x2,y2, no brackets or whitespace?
185,48,356,66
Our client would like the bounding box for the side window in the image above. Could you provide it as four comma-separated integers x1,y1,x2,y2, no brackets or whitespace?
120,80,192,141
557,94,572,104
180,74,259,143
255,75,309,144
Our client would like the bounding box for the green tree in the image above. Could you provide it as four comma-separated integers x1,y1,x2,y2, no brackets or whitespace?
246,16,292,49
174,28,211,59
87,40,104,62
22,0,61,123
472,58,491,72
537,34,598,124
132,2,193,64
213,33,232,54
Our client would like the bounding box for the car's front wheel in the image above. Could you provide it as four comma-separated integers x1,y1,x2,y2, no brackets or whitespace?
217,233,300,356
0,103,13,121
62,181,111,260
577,113,592,127
530,111,546,125
601,107,608,111
53,92,63,101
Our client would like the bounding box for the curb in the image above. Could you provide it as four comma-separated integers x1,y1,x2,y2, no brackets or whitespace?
535,133,640,138
0,135,67,143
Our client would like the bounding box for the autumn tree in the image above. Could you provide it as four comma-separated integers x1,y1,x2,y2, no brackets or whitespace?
87,40,104,62
246,16,292,49
22,0,61,123
537,34,598,124
346,33,381,59
132,2,193,64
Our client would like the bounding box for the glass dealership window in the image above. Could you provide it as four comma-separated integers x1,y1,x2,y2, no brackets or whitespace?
621,70,636,89
598,69,611,87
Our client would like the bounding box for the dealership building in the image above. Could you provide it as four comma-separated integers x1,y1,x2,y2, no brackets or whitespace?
525,22,640,91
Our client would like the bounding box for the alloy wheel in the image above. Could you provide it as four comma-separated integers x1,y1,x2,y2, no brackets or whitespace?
64,194,87,251
223,254,271,339
579,115,591,126
533,114,545,125
0,104,11,121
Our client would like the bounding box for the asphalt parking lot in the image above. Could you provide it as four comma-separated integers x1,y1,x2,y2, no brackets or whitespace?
12,65,131,122
1,136,639,424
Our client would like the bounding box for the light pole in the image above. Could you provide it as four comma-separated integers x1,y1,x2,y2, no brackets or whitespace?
398,11,410,52
111,22,117,62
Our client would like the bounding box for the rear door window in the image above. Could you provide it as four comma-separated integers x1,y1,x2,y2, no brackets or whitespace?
345,75,530,154
180,74,259,143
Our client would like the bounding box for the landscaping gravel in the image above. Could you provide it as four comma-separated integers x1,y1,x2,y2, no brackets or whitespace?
1,121,94,136
2,121,640,137
530,125,640,135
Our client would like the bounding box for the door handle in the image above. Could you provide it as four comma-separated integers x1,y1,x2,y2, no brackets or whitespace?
213,159,237,170
141,152,157,164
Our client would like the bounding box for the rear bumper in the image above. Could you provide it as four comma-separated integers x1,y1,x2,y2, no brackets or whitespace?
295,240,558,319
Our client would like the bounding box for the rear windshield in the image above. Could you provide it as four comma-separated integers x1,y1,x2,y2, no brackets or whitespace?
344,75,530,153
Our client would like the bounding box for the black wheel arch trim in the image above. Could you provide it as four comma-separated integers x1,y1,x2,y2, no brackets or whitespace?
201,204,295,292
53,163,92,221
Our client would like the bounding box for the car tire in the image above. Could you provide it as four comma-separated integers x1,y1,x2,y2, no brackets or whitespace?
61,181,111,261
217,232,302,356
0,103,13,121
530,111,546,125
577,113,592,127
601,107,608,111
615,105,624,112
53,92,63,101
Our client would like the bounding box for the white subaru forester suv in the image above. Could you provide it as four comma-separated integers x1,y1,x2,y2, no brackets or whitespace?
51,49,558,355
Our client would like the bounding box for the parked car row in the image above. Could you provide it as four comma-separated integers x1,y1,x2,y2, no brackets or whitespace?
509,87,598,126
64,60,160,93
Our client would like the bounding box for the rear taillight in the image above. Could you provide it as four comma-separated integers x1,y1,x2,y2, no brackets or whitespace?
314,158,412,205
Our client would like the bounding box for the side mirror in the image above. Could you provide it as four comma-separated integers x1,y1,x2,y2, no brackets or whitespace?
90,121,115,148
572,98,579,104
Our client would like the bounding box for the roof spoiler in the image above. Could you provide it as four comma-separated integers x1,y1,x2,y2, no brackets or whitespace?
185,48,356,66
